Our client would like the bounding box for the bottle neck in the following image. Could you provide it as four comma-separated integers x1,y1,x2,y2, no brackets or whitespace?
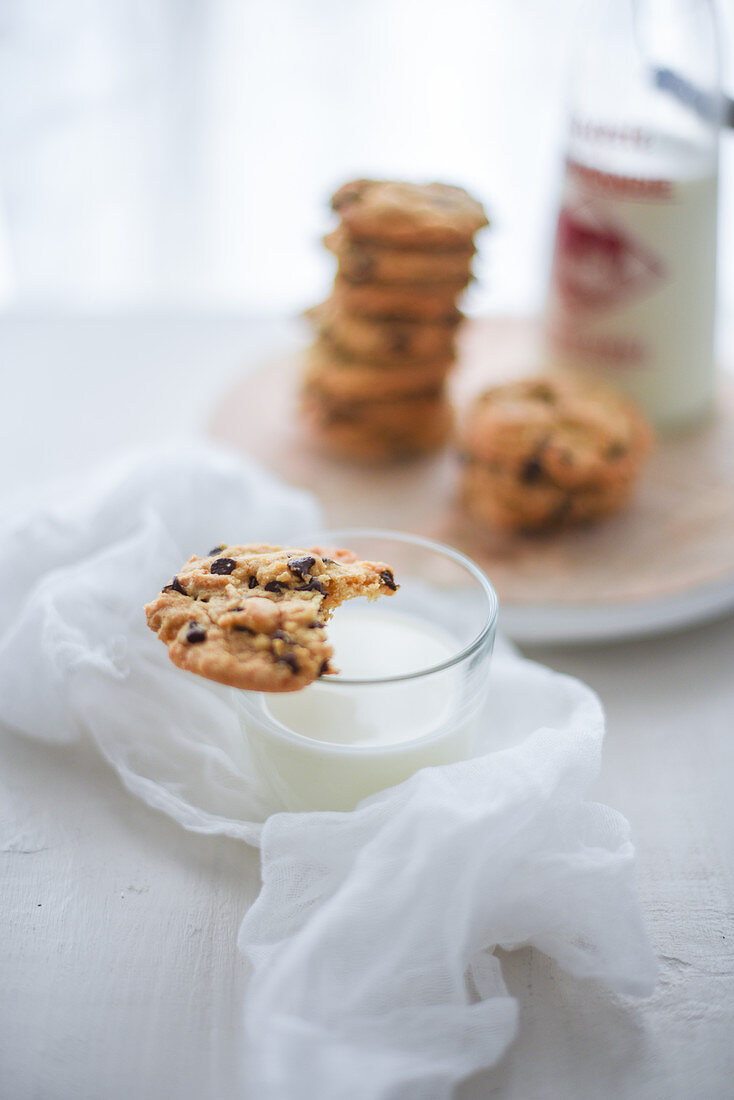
565,0,722,172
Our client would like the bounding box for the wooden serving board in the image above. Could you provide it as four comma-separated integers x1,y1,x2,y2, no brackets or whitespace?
210,319,734,643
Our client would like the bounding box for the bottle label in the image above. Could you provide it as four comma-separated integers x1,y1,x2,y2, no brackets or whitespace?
548,161,669,366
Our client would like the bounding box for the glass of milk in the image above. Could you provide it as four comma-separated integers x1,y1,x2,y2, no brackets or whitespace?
234,530,498,812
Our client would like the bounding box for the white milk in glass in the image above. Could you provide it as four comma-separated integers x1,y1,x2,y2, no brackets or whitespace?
252,605,476,811
545,137,717,431
265,607,459,747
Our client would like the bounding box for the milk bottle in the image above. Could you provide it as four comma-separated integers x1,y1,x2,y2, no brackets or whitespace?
544,0,722,432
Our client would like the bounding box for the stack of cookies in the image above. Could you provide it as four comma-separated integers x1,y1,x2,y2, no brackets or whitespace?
458,375,653,532
302,179,488,461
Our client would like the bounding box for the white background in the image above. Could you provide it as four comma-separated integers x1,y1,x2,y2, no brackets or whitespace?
0,0,732,322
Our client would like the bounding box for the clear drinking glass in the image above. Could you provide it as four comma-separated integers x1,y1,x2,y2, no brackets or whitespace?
234,530,498,812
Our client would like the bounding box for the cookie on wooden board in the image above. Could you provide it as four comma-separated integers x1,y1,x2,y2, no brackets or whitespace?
332,275,465,323
303,339,454,401
331,180,488,249
302,388,454,462
324,226,475,285
458,375,653,531
307,301,460,366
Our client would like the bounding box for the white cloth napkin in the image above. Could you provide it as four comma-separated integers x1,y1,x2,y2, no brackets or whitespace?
0,443,657,1099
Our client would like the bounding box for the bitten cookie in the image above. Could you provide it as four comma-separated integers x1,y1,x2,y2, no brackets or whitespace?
145,544,398,691
331,180,489,249
324,226,475,285
459,375,653,532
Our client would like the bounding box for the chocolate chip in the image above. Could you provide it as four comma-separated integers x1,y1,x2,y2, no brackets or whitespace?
276,653,300,674
321,557,335,565
210,557,236,575
345,247,375,283
264,580,285,593
551,496,574,524
287,555,316,579
248,575,259,589
318,660,331,677
186,622,207,644
230,606,254,632
391,328,410,353
308,621,326,629
422,384,443,401
208,545,225,556
325,405,359,425
521,458,544,484
163,575,187,596
379,569,397,591
272,629,290,642
531,384,556,404
331,185,362,211
296,579,326,595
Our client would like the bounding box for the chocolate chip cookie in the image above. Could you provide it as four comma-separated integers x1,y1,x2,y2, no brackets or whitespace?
145,544,398,691
307,301,460,367
301,178,487,462
332,276,466,322
324,226,475,285
303,338,454,401
458,375,653,532
302,386,454,461
331,180,489,249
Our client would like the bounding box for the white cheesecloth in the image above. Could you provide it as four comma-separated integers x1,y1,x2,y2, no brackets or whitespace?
0,443,656,1099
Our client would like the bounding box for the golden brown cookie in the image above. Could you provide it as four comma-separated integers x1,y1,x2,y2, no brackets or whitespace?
332,276,464,322
307,301,460,366
145,544,398,691
331,180,488,249
302,387,454,462
460,461,635,531
324,226,475,285
458,374,653,532
303,338,454,401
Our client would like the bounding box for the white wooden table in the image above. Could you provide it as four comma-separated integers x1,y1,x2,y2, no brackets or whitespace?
2,315,733,1099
